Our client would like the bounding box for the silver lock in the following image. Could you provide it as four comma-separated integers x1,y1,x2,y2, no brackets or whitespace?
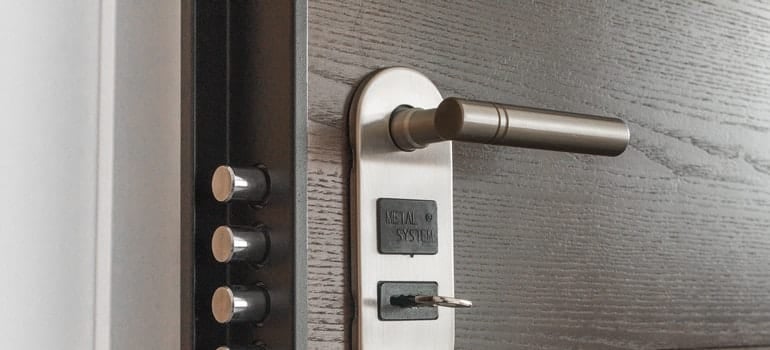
349,67,629,349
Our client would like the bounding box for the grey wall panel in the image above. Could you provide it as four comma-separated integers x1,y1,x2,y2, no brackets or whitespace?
307,0,770,349
109,1,180,349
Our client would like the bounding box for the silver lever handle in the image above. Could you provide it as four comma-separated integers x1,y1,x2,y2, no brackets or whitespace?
390,97,630,156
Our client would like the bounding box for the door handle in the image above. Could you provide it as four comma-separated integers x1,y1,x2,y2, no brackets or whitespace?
390,98,629,155
349,67,630,350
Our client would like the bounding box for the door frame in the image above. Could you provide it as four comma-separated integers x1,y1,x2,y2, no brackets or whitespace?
181,1,308,349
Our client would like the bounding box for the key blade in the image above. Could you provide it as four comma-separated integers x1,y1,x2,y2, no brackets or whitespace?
413,295,472,308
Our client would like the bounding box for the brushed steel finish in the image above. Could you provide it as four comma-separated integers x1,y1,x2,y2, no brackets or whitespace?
211,165,269,203
350,67,455,349
391,97,630,156
211,225,269,263
211,286,269,324
352,68,627,348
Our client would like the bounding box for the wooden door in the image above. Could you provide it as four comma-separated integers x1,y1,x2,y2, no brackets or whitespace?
307,1,770,349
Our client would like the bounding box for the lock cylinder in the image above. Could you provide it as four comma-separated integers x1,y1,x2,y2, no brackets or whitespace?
211,286,270,324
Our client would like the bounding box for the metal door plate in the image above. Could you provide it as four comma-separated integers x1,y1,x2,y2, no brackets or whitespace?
350,67,454,349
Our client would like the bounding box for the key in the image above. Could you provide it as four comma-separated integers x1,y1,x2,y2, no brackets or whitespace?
390,294,472,308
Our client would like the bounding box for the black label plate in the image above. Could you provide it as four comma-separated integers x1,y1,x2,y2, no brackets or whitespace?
377,198,438,255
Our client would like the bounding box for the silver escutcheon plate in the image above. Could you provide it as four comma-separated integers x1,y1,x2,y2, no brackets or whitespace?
350,67,454,349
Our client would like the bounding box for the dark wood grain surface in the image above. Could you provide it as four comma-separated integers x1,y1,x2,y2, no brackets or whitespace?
307,1,770,349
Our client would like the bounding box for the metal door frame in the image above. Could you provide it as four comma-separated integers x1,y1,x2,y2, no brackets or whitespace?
181,1,308,349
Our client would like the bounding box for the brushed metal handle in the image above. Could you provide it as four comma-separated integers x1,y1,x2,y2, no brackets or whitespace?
390,97,630,156
350,67,630,348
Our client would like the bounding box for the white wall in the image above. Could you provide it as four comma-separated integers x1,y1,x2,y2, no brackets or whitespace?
0,1,179,349
0,1,100,348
